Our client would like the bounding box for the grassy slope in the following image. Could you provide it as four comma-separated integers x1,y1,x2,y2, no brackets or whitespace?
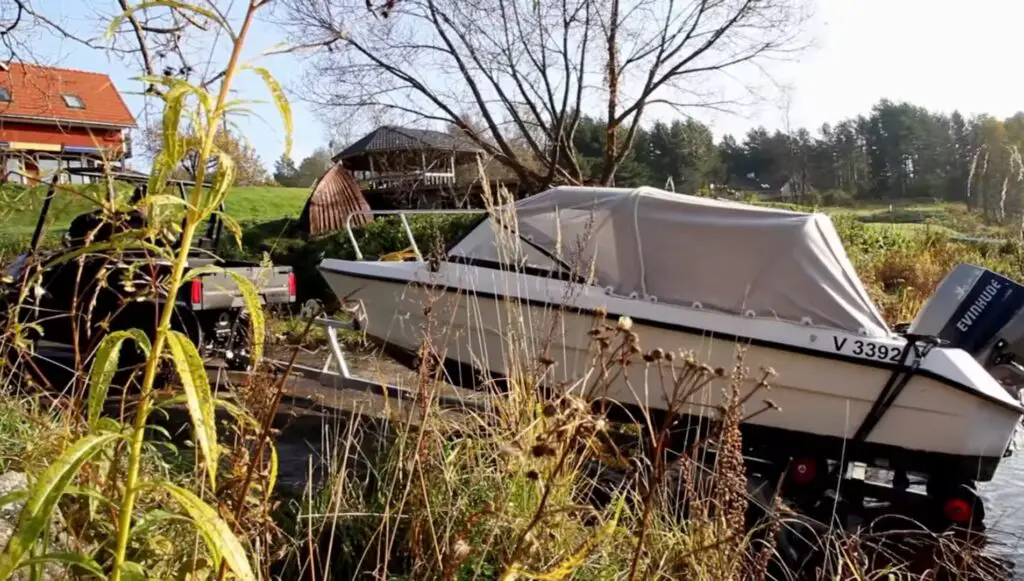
0,185,310,254
0,185,1008,257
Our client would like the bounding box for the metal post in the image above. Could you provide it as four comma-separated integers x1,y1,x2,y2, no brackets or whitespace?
399,213,423,261
345,213,364,260
29,175,60,254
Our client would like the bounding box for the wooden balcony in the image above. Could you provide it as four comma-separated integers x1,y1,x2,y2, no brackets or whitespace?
356,171,456,191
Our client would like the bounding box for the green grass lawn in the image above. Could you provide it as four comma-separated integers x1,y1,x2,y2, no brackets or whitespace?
0,184,310,254
0,184,1007,257
861,222,964,237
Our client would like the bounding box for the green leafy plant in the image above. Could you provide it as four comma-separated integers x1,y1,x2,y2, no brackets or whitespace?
0,1,292,579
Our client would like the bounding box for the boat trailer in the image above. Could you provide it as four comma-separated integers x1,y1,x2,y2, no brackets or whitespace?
269,316,988,536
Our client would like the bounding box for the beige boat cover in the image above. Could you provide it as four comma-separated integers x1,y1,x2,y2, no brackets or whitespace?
449,186,890,336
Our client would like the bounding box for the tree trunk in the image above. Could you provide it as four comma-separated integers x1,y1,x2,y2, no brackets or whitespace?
601,0,620,186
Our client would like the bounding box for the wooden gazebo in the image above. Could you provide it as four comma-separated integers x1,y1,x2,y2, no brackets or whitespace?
334,125,483,192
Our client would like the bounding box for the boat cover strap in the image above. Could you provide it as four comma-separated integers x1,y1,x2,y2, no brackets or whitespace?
852,335,941,444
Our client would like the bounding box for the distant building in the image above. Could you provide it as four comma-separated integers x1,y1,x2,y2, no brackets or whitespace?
329,125,526,209
333,125,483,192
713,172,814,200
0,62,137,184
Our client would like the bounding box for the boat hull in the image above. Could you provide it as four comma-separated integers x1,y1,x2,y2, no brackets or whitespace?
320,260,1024,481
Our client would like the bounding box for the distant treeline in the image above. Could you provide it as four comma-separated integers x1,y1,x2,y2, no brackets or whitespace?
571,99,1024,222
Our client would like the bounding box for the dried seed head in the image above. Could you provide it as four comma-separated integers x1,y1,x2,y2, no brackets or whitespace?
594,306,608,318
764,399,781,411
526,469,540,481
617,316,634,331
452,538,471,561
542,403,558,418
538,354,555,367
531,443,556,458
497,443,521,460
714,367,726,377
598,337,611,349
761,366,778,378
664,350,675,362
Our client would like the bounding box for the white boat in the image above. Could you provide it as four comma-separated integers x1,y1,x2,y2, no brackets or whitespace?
318,186,1024,486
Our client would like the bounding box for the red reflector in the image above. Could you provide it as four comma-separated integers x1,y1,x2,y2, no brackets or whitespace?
287,272,296,298
791,458,817,484
190,278,202,305
944,498,972,523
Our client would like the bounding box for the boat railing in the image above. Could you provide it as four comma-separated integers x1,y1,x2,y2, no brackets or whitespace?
343,209,486,261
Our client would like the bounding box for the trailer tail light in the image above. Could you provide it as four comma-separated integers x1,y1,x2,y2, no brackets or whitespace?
190,278,203,307
943,498,973,523
790,457,817,484
288,272,296,300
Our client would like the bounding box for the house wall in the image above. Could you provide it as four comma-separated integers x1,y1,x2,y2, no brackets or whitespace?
0,120,127,153
0,120,129,185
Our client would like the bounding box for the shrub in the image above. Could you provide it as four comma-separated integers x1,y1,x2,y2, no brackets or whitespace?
239,213,481,309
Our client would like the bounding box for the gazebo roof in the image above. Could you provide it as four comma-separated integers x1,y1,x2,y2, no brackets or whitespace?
333,125,482,162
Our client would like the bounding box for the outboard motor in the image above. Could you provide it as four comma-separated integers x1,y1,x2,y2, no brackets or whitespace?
908,264,1024,397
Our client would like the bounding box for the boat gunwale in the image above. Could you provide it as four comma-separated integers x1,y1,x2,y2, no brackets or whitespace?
318,259,1024,417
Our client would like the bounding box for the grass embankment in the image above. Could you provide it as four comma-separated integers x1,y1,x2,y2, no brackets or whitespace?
0,183,310,255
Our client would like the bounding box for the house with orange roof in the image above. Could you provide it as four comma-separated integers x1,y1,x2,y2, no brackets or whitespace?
0,62,137,184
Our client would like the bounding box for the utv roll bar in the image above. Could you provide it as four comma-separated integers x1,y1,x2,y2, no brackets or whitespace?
29,167,226,253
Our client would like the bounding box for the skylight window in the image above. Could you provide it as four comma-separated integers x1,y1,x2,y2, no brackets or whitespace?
0,87,11,103
62,94,84,109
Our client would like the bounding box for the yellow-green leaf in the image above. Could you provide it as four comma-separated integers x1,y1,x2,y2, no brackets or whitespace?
135,193,193,211
155,393,260,430
165,330,219,489
40,239,162,271
245,65,293,158
21,552,105,578
216,211,243,248
158,481,257,581
162,82,190,160
266,443,278,503
205,151,236,213
0,432,121,578
107,1,230,41
87,330,152,429
119,561,145,581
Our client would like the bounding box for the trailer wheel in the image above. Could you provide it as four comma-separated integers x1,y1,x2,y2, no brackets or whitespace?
782,454,831,505
928,479,985,528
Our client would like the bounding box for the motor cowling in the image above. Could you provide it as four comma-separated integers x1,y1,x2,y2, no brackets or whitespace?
908,264,1024,394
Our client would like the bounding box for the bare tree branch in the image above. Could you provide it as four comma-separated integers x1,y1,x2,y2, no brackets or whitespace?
278,0,810,187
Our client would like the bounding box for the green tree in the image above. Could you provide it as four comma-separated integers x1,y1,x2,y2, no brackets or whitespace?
294,148,333,187
143,123,271,186
645,120,718,190
274,154,299,186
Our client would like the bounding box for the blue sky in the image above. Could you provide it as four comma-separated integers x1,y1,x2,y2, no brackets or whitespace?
24,0,1024,171
28,0,326,171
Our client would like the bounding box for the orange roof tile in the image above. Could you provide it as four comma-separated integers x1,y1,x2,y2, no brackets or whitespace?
0,62,136,128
